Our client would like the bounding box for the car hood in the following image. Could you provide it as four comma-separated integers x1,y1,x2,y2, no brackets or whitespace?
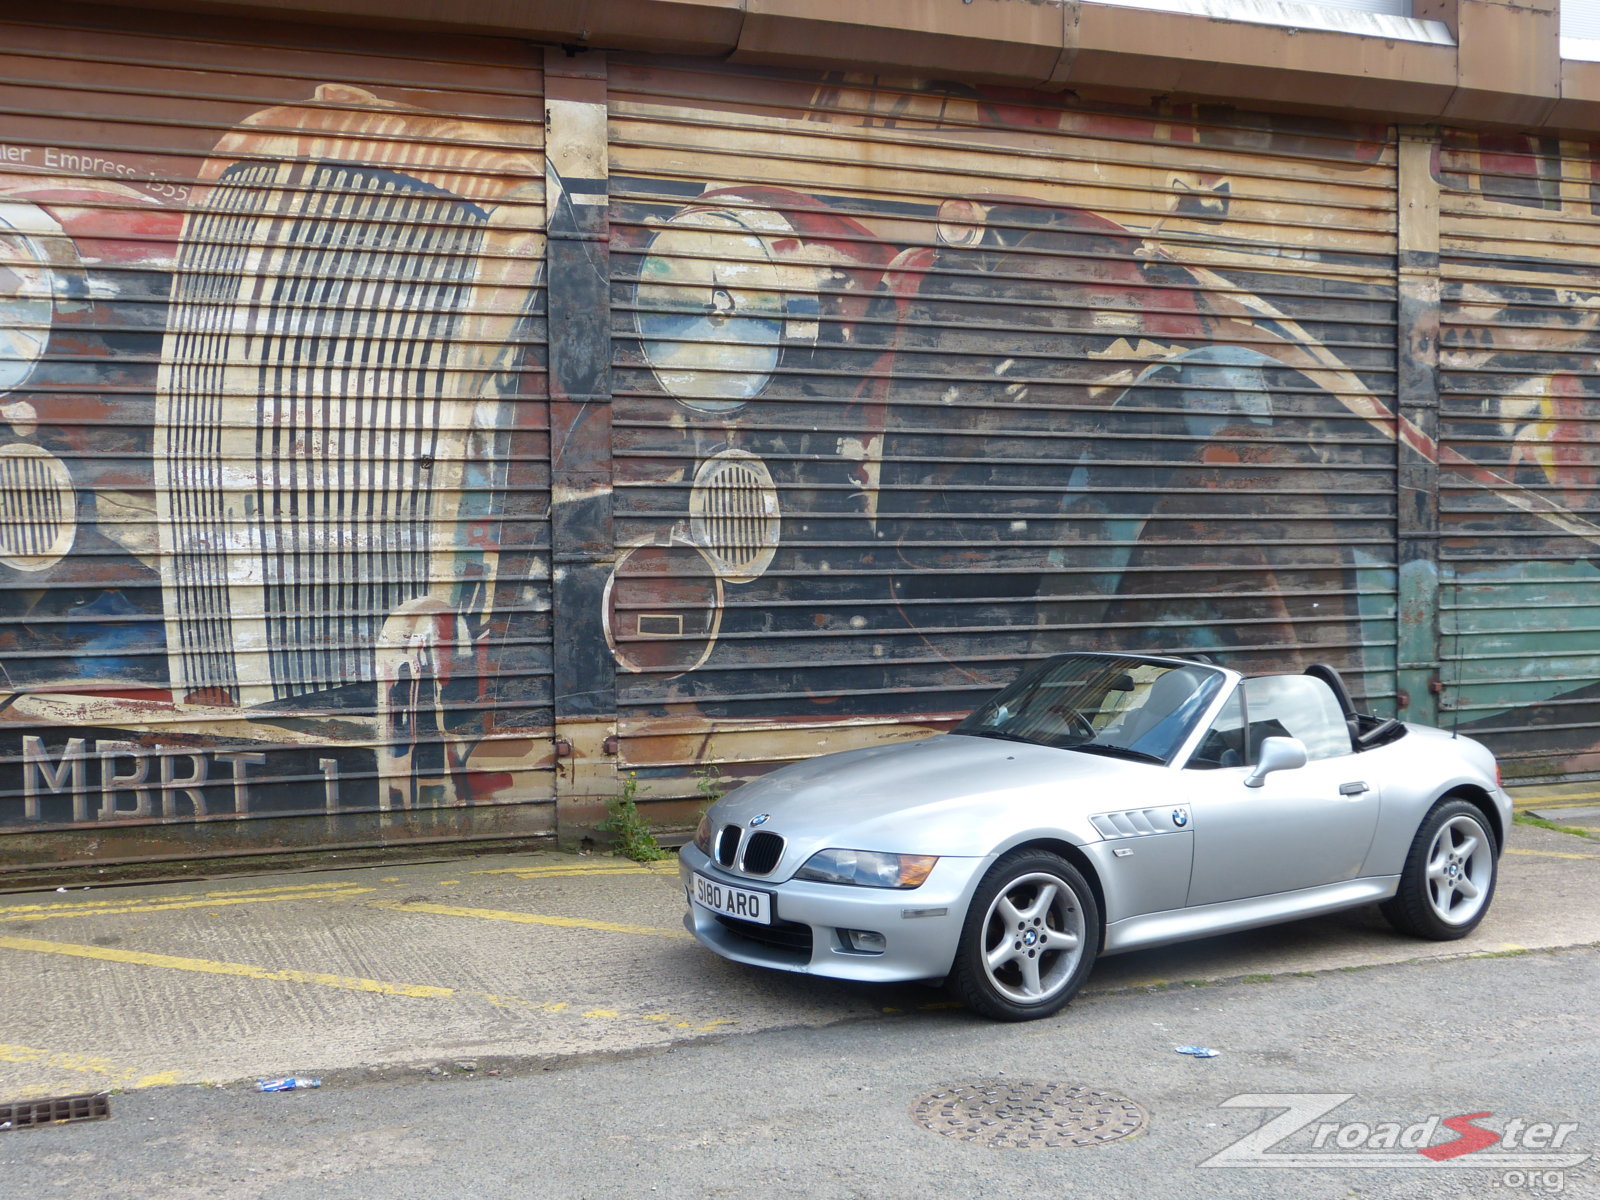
705,733,1149,868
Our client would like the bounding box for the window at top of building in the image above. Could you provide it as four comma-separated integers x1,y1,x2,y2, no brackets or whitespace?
1083,0,1453,46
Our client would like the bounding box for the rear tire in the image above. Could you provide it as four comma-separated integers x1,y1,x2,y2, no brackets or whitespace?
949,849,1100,1021
1380,798,1498,940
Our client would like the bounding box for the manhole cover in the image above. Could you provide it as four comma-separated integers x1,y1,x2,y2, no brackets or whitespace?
910,1081,1146,1149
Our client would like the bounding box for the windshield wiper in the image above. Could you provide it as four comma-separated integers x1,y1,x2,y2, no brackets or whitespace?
1066,742,1166,764
952,729,1037,745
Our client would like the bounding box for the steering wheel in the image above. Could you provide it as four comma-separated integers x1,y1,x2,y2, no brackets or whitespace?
1052,706,1095,740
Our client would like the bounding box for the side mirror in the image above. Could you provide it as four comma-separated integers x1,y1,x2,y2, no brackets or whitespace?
1244,736,1308,788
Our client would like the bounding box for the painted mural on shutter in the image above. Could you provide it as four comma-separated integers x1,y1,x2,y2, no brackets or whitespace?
13,17,1600,862
607,62,1402,805
0,14,555,854
1438,132,1600,779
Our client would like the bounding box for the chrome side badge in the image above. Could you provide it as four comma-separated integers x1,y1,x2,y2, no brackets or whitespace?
1172,808,1190,828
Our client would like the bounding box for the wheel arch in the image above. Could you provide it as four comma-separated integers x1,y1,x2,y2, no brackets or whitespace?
1380,784,1502,940
997,837,1108,939
1438,784,1503,853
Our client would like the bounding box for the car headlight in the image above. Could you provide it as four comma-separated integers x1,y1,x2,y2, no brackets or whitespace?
693,812,713,856
794,849,938,889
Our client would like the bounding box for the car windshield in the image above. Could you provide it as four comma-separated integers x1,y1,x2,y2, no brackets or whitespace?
952,654,1227,764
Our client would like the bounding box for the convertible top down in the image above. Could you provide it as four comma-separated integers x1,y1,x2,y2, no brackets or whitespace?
680,653,1511,1020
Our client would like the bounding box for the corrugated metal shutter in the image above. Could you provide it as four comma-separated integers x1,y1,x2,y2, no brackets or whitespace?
607,64,1401,796
1438,132,1600,779
0,11,553,844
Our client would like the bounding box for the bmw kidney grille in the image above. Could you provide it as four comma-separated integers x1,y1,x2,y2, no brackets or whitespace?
713,824,785,876
741,830,784,875
715,824,741,867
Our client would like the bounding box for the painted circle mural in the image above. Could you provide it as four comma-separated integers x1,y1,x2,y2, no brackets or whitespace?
0,203,57,396
689,448,781,584
635,208,815,411
603,541,724,676
0,443,76,571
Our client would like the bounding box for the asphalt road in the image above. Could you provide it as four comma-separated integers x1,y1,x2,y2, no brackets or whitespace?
3,945,1595,1200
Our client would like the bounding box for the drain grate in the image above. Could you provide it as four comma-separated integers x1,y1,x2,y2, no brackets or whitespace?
911,1081,1145,1150
0,1092,111,1131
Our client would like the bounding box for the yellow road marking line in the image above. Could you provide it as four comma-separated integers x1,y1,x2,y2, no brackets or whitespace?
1512,790,1600,809
0,882,368,916
484,868,662,880
192,882,372,898
0,1041,179,1098
377,900,690,939
1507,847,1600,860
472,861,678,877
0,935,454,998
0,889,375,924
0,936,728,1034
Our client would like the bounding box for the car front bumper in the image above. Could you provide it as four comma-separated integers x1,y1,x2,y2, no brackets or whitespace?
678,844,988,984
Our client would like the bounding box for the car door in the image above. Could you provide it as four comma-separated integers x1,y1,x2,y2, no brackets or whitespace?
1183,674,1382,908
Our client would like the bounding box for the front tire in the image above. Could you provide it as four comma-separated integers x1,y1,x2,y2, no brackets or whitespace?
1380,798,1498,940
949,849,1100,1021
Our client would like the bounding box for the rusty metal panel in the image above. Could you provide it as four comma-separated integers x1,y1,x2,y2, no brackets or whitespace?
1438,131,1600,779
0,11,555,854
605,63,1403,798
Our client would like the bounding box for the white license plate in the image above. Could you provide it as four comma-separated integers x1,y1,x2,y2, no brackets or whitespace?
690,872,771,926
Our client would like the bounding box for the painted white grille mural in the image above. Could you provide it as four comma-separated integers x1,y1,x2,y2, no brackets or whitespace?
157,159,490,703
0,444,74,571
689,449,780,583
0,34,561,842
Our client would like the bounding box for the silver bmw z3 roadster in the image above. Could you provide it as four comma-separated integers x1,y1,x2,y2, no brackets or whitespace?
679,652,1512,1021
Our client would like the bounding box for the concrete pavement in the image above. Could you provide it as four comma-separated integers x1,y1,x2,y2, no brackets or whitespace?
1517,777,1600,832
0,812,1596,1104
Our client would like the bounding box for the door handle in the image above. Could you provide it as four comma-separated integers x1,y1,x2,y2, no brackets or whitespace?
1339,781,1369,796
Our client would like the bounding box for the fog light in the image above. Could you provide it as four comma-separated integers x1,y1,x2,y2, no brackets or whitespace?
841,929,886,954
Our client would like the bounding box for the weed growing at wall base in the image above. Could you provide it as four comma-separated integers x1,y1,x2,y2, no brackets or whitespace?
599,773,666,863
